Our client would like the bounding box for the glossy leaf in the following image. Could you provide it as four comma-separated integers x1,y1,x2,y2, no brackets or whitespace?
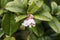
1,13,18,36
51,1,58,12
48,17,60,33
5,0,27,13
34,12,52,21
14,0,27,6
27,0,43,13
42,4,50,12
15,15,26,22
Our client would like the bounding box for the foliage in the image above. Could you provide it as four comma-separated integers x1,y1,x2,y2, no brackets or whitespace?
0,0,60,40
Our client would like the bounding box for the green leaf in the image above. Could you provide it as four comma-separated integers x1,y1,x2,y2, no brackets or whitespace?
29,27,39,36
15,15,26,22
1,13,18,36
5,0,27,13
57,5,60,11
51,1,58,12
0,9,4,16
0,28,4,38
14,0,27,6
48,17,60,33
56,12,60,15
56,6,60,15
4,37,16,40
34,12,52,21
27,0,43,13
35,19,41,24
42,4,50,12
0,0,10,8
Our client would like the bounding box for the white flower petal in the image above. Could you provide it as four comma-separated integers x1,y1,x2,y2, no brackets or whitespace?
22,23,28,27
22,19,36,27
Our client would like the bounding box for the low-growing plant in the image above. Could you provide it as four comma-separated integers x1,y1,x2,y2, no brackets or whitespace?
0,0,60,40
